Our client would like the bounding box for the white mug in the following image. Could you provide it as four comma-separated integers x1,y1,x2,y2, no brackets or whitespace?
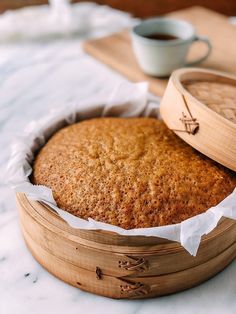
131,18,212,77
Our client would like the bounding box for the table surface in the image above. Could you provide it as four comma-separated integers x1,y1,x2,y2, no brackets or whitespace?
0,3,235,314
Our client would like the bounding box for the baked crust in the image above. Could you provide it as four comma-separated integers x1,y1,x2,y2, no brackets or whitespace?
32,118,236,228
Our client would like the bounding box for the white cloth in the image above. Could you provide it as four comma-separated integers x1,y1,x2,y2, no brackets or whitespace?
0,1,137,42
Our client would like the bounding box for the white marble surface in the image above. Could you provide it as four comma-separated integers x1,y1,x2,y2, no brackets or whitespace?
0,3,236,314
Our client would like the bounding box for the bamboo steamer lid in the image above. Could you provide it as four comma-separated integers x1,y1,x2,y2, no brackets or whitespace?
160,68,236,171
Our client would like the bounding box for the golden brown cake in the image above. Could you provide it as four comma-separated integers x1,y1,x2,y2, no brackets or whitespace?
32,118,236,228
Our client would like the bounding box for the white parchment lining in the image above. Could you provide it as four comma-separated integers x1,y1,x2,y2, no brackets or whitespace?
7,82,236,256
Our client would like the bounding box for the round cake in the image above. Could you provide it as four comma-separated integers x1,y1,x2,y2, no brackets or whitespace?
32,118,236,228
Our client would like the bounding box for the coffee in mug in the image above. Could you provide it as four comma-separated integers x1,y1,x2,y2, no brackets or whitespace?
131,18,212,77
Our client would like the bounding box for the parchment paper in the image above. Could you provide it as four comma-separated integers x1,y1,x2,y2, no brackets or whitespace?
7,81,236,256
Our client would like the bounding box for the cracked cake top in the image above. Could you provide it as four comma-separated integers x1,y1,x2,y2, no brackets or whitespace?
32,118,236,229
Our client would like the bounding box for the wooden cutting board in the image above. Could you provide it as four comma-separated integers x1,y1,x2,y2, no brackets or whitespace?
83,6,236,96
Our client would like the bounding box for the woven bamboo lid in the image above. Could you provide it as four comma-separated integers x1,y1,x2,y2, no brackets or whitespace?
160,68,236,171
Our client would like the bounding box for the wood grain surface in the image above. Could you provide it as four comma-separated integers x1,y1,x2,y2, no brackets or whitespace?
83,6,236,96
1,0,236,16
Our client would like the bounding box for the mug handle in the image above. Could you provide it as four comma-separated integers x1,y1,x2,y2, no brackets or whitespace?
186,35,212,66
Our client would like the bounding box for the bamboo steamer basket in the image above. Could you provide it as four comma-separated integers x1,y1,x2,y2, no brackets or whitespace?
16,68,236,299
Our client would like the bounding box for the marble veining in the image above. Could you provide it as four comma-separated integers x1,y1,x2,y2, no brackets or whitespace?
0,3,236,314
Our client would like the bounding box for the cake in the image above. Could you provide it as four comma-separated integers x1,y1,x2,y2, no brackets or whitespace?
32,118,236,229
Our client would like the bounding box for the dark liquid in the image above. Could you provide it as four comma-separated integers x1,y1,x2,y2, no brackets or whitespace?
144,33,179,41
